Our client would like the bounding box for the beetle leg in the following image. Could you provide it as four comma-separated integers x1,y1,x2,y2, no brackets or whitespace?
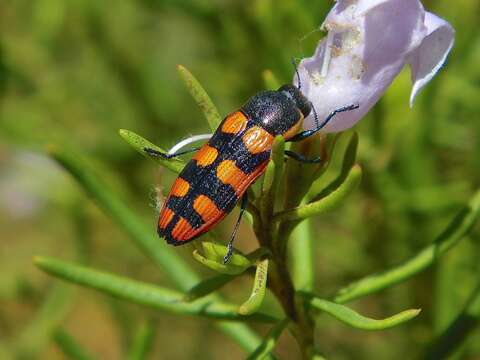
287,104,359,143
167,134,212,155
284,150,322,164
223,192,248,264
144,147,200,159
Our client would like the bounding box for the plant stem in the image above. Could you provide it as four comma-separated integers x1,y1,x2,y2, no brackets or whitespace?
253,136,328,358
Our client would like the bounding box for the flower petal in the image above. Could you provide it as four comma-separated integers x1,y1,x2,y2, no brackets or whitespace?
297,0,427,132
409,12,455,106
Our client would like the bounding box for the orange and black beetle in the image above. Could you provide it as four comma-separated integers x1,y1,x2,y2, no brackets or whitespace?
145,83,357,262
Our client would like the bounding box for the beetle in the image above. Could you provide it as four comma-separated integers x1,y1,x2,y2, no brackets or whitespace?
145,81,357,263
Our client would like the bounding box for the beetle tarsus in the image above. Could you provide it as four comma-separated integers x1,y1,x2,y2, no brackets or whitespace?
223,243,234,264
144,147,200,159
288,103,359,142
285,150,322,164
223,193,248,264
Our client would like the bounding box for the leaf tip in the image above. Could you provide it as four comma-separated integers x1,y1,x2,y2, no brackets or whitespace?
237,305,250,315
45,143,58,155
352,163,362,172
410,308,422,316
32,256,46,268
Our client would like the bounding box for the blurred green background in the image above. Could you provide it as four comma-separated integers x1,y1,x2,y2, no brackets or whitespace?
1,0,479,359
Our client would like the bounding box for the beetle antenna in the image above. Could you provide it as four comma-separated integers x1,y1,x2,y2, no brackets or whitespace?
311,101,320,129
291,57,302,90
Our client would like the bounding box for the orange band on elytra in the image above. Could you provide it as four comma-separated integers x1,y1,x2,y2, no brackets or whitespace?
158,208,175,229
241,126,274,154
193,144,219,167
193,194,223,222
170,177,190,197
221,111,248,134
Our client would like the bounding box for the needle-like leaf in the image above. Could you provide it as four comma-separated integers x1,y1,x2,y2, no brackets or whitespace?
184,274,236,302
127,321,155,360
34,256,277,323
119,129,184,173
48,145,198,290
239,259,269,315
48,146,264,351
335,189,480,303
177,64,222,131
193,250,252,275
307,296,420,330
246,318,289,360
54,328,96,360
273,165,362,223
261,136,285,222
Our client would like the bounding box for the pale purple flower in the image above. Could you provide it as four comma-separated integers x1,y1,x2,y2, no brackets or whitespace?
296,0,455,132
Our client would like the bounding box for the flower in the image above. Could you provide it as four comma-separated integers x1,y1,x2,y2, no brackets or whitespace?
295,0,455,132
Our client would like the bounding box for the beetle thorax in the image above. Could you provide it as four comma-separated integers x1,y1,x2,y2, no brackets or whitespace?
240,85,311,137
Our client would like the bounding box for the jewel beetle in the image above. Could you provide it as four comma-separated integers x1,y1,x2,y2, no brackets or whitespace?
145,79,358,263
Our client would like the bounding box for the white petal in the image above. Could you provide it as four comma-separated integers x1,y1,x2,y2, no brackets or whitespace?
297,0,427,132
409,12,455,106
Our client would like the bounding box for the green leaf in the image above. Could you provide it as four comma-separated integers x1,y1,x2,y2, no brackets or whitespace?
424,281,480,360
246,318,289,360
127,321,155,360
216,322,266,354
239,259,269,315
334,189,480,303
283,135,325,209
118,129,184,173
177,64,222,131
261,136,285,222
14,284,73,358
201,241,250,266
262,69,281,90
341,132,358,174
192,243,269,276
184,274,235,302
34,256,277,323
273,164,362,223
307,296,421,330
48,145,198,291
54,328,96,360
47,147,264,351
193,249,252,275
309,132,358,201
